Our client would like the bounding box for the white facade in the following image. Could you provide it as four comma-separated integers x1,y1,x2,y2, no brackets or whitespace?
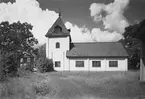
67,58,128,71
47,36,70,71
47,36,128,71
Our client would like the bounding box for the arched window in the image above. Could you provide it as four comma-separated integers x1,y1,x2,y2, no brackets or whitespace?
56,42,60,48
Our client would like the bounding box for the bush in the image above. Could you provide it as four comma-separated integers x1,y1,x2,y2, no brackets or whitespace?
0,52,7,82
0,53,17,82
36,57,54,73
5,54,19,76
0,51,21,82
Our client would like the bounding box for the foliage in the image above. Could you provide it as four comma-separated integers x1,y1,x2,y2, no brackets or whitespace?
124,20,145,41
124,24,140,39
0,21,38,52
34,44,54,73
36,57,54,73
34,44,46,58
0,21,38,81
0,50,19,81
122,21,144,70
0,51,7,81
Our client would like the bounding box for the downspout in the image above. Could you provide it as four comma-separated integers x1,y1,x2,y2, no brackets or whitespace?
88,58,90,72
69,58,70,71
105,57,107,71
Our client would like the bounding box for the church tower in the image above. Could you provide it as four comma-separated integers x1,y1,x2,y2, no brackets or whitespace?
45,13,71,71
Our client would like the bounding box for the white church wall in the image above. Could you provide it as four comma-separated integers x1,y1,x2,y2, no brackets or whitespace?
48,36,70,71
69,58,89,71
46,36,128,72
105,58,128,71
67,58,128,71
89,58,106,71
48,37,70,58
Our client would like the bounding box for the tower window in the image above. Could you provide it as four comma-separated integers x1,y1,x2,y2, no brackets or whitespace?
56,42,60,48
54,25,62,33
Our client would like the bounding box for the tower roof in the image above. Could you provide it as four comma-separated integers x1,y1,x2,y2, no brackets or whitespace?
45,16,70,37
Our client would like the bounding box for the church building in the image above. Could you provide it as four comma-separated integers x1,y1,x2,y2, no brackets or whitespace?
45,14,128,71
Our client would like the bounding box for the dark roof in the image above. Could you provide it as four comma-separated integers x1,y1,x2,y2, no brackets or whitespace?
66,42,128,58
45,16,70,37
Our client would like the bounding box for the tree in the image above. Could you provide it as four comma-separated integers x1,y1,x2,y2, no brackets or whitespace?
0,21,38,53
124,20,145,40
0,21,38,80
123,23,141,70
124,19,145,81
123,20,145,70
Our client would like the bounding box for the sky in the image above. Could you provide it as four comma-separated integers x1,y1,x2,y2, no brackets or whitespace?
0,0,145,44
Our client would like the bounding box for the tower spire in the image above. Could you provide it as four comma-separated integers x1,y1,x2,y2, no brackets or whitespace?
58,8,61,17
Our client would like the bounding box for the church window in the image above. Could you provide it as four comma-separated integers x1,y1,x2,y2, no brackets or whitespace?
76,61,84,67
92,61,101,67
56,42,60,48
109,61,118,67
55,61,61,67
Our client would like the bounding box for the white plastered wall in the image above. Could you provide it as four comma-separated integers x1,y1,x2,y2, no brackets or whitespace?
68,58,128,71
69,58,89,71
89,58,106,71
105,58,128,71
47,36,70,71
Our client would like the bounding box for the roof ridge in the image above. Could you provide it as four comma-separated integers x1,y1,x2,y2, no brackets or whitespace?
72,42,121,44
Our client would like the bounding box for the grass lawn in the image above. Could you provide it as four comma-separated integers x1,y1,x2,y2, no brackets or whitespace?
0,70,145,99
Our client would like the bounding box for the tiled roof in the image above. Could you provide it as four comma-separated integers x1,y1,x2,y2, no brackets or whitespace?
45,16,70,37
66,42,128,58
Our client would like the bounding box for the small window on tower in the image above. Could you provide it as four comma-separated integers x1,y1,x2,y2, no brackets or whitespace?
56,42,60,48
54,25,62,33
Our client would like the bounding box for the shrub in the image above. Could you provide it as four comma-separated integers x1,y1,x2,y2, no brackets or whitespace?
0,52,19,81
5,54,19,76
35,57,54,73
